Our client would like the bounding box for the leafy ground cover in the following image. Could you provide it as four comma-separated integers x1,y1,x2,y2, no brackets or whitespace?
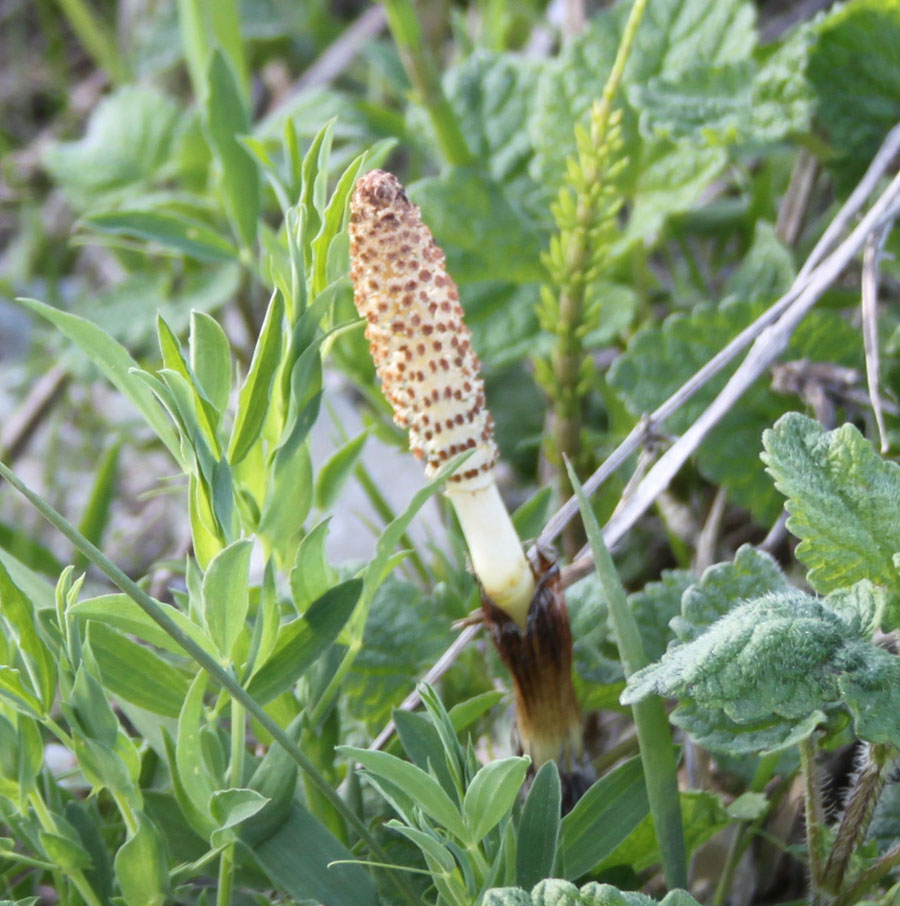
2,0,900,904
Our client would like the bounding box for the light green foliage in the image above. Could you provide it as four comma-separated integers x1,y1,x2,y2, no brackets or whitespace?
808,0,900,187
42,85,180,209
344,579,450,731
484,880,703,906
624,581,900,748
672,545,790,642
763,414,900,627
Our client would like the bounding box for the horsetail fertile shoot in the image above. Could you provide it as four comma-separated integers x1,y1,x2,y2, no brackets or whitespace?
349,170,588,800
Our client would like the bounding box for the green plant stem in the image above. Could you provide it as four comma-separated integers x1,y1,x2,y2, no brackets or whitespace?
218,699,246,906
0,457,420,906
51,0,127,84
383,0,473,167
567,460,687,889
831,841,900,906
713,754,784,906
799,735,827,897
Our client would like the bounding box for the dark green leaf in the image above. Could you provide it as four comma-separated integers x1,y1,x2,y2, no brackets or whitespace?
246,579,361,704
74,441,120,572
252,803,378,906
558,755,649,879
516,761,561,889
85,622,191,718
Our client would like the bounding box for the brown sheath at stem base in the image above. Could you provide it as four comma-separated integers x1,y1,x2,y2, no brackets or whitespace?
481,549,594,814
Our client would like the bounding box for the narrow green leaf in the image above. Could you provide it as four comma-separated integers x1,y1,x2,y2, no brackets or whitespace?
82,210,238,262
315,431,368,511
0,560,56,713
202,538,253,660
511,487,554,541
290,519,337,613
228,292,284,465
516,761,561,889
393,709,457,798
69,592,218,659
558,755,649,879
176,672,214,826
205,49,259,248
252,803,378,906
18,298,180,460
210,788,269,837
247,579,362,704
39,830,92,871
85,621,191,718
0,666,43,717
74,441,120,571
388,821,457,873
340,747,468,839
463,756,530,843
190,312,232,414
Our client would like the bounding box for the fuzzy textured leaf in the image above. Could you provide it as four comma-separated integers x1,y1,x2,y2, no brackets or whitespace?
762,413,900,627
484,880,703,906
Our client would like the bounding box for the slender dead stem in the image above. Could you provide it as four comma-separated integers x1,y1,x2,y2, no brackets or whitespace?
861,223,892,451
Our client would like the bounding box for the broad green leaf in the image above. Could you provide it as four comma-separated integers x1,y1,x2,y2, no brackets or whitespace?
516,761,561,890
70,648,119,747
41,85,179,209
39,829,92,871
808,0,900,188
624,583,890,737
74,440,120,572
409,168,545,284
82,210,238,262
627,569,694,663
0,561,56,713
258,407,318,562
190,311,232,414
340,746,467,839
18,298,180,460
315,431,367,511
201,538,252,660
558,755,649,880
210,788,269,844
252,803,378,906
228,291,284,465
463,756,530,844
448,689,505,732
205,49,259,247
246,579,362,704
114,812,170,906
762,414,900,626
0,547,55,610
85,622,191,718
672,545,790,643
443,50,543,216
69,592,218,659
837,644,900,745
289,519,337,613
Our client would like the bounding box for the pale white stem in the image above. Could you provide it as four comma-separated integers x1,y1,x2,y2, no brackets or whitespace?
446,480,534,627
